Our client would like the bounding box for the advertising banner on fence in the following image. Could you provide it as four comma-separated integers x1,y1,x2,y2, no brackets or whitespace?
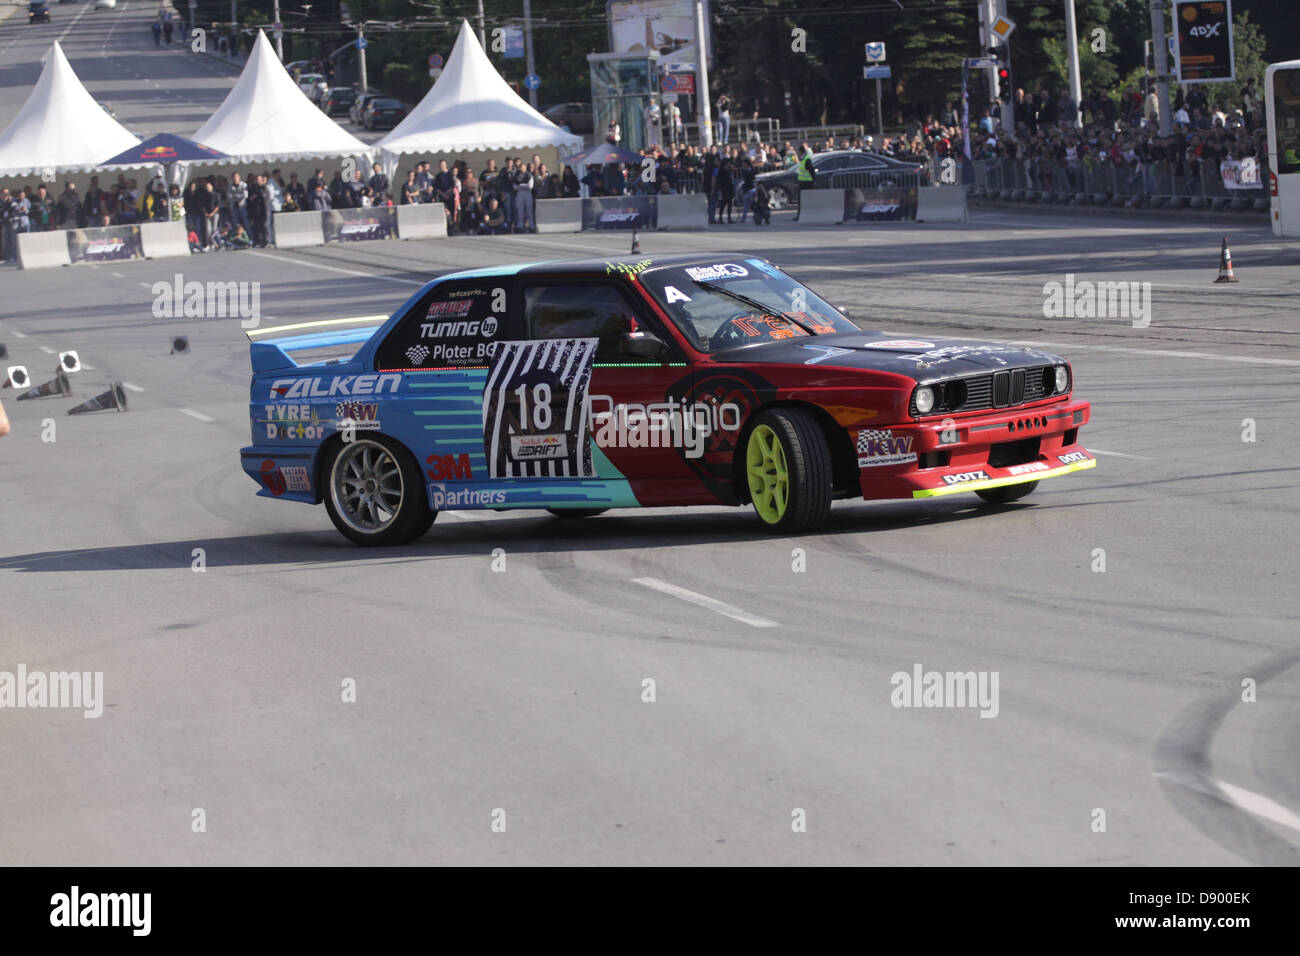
67,225,144,263
842,187,918,222
1220,157,1260,188
323,207,399,243
581,196,656,230
1172,0,1235,84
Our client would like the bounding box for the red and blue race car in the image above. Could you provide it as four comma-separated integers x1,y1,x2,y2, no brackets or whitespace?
242,254,1095,545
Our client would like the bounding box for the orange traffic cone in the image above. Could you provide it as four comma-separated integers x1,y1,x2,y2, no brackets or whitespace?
1214,237,1238,283
69,383,128,414
3,365,28,389
16,368,70,401
630,226,641,255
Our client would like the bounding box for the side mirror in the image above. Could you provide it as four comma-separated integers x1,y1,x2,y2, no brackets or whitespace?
837,305,849,315
620,330,668,359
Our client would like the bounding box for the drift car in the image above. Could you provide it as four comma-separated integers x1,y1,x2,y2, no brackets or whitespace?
242,254,1094,545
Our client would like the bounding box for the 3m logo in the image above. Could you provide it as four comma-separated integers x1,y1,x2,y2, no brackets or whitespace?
426,453,473,481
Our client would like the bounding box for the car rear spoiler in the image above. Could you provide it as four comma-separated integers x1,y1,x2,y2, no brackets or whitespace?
245,315,389,372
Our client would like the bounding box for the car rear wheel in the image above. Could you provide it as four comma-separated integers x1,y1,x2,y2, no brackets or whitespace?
768,185,789,210
743,408,832,533
323,436,435,546
545,508,609,519
976,480,1039,504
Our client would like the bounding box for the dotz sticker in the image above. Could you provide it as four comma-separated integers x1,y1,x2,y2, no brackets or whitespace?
863,340,935,350
942,470,990,485
1058,451,1090,464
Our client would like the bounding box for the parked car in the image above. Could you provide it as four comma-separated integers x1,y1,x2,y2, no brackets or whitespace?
29,1,51,22
362,98,407,130
350,92,383,126
297,73,326,100
93,0,116,9
321,88,356,117
542,102,593,134
285,61,311,79
755,150,927,210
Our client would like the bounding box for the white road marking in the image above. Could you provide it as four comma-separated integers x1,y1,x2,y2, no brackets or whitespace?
39,346,54,354
12,331,25,338
439,511,470,521
178,408,214,422
1009,339,1300,369
1157,771,1300,835
122,382,146,392
111,272,126,278
1088,448,1155,461
81,363,94,370
244,250,425,286
632,577,779,628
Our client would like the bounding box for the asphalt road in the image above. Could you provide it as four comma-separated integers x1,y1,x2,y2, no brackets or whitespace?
1,210,1298,866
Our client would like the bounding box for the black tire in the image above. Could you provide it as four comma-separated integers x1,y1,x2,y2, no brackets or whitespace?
975,480,1039,504
742,407,832,533
768,185,789,210
546,508,609,519
322,435,436,546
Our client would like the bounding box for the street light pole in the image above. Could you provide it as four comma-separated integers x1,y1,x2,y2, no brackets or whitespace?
1064,0,1083,128
693,0,712,147
476,0,486,49
1149,0,1172,135
273,0,283,60
357,24,368,93
523,0,537,109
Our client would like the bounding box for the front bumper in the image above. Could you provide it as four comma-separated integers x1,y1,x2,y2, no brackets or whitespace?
856,397,1093,499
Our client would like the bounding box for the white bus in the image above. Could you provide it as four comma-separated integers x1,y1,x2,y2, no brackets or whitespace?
1265,59,1300,238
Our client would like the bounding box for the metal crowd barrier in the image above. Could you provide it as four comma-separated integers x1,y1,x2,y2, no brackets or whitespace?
968,156,1269,211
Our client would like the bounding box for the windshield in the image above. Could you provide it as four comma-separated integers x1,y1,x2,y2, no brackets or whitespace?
640,259,857,353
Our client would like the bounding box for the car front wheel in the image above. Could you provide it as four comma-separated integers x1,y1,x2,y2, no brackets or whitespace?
322,436,435,546
743,408,832,533
767,185,789,210
975,480,1038,504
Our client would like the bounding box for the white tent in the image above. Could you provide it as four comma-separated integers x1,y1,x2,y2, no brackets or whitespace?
0,42,141,176
377,20,582,163
192,31,369,163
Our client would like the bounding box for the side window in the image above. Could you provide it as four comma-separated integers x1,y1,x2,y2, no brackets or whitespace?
523,283,656,363
375,281,517,370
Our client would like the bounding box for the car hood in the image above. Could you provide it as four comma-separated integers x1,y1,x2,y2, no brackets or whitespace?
709,333,1065,382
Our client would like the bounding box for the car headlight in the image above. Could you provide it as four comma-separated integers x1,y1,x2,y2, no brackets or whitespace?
914,386,935,415
1054,365,1069,393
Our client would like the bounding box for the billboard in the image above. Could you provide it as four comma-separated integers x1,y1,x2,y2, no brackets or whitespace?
608,0,712,69
841,188,918,223
66,225,143,263
581,196,656,230
323,207,399,243
1172,1,1235,84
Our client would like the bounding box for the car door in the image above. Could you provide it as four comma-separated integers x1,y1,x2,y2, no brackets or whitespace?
487,278,692,482
373,278,522,487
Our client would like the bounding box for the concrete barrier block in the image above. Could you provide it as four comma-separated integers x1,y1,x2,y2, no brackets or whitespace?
272,210,325,249
655,193,707,230
535,198,583,233
17,231,72,270
140,221,192,260
796,189,844,225
396,202,447,239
